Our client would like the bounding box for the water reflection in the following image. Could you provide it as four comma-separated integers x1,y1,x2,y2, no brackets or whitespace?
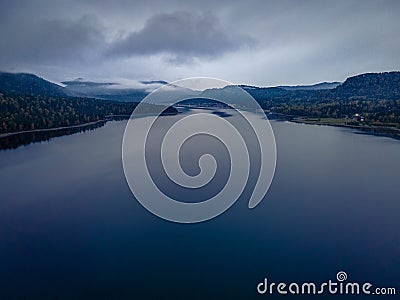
0,121,106,150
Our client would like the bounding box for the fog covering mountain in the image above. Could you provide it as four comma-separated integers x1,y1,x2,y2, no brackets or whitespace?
61,78,150,102
1,71,400,105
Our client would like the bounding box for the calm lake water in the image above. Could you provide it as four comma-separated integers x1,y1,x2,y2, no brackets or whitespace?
0,109,399,299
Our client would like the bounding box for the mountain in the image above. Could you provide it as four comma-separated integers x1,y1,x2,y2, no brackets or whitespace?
62,78,150,102
235,72,400,105
239,86,294,101
2,71,400,105
332,72,400,99
0,72,157,102
61,78,117,87
278,81,341,91
140,80,169,85
0,72,66,97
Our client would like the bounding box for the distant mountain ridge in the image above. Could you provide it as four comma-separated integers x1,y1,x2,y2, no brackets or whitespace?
278,81,341,91
140,80,169,85
1,71,400,103
61,78,117,87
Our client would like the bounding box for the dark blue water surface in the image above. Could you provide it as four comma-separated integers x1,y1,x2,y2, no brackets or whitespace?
0,111,399,299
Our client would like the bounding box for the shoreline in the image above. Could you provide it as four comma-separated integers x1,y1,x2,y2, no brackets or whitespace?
0,119,109,139
269,113,400,140
0,111,178,141
0,114,139,139
1,110,399,142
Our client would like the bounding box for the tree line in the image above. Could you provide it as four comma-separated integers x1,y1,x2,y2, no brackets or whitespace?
0,94,136,133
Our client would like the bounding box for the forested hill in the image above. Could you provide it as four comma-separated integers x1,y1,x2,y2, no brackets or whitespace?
0,72,134,134
0,72,66,97
332,72,400,99
0,94,137,133
242,72,400,131
240,71,400,103
0,73,176,135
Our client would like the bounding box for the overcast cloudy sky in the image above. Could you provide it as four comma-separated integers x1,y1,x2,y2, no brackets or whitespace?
0,0,399,86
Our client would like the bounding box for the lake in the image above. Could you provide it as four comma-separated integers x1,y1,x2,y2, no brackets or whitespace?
0,109,399,299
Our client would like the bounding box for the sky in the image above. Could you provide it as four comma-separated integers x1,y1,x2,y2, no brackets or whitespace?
0,0,399,86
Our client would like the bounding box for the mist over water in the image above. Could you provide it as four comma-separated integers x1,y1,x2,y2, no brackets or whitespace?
0,110,399,299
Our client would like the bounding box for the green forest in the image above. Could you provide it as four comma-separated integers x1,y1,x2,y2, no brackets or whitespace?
265,99,400,128
0,94,137,133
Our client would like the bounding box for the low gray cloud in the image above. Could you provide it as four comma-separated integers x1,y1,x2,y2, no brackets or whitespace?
0,0,399,85
0,14,104,66
107,11,254,62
